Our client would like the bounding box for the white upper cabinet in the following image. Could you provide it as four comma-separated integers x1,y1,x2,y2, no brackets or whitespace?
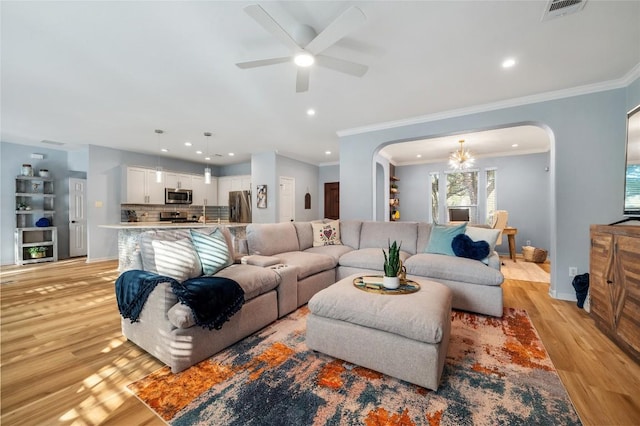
217,175,250,207
123,167,164,204
165,172,193,190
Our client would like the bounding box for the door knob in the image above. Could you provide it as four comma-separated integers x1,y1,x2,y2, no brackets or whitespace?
71,220,76,223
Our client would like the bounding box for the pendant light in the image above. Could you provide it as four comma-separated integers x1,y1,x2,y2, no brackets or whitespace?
204,132,212,184
449,139,475,170
155,129,164,183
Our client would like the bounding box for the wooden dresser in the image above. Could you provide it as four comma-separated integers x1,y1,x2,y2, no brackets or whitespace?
589,224,640,362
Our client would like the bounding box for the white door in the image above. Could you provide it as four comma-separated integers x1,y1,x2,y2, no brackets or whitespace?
69,178,87,257
279,176,295,223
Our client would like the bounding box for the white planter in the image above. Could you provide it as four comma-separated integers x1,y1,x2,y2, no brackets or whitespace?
382,276,400,290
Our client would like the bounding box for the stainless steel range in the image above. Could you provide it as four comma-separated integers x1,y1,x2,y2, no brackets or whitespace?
159,211,199,223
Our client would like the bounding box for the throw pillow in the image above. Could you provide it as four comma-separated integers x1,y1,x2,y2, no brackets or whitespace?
451,233,491,260
312,220,342,247
190,229,233,275
151,238,202,282
465,226,502,264
424,223,467,256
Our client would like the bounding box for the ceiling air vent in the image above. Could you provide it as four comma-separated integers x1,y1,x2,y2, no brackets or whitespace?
541,0,586,21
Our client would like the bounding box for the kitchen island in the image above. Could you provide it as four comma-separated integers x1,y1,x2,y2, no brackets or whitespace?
100,222,248,271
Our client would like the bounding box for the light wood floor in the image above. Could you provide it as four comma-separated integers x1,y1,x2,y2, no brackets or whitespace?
1,258,639,425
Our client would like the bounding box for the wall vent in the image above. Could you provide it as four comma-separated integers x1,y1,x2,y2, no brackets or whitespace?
542,0,586,21
41,139,65,146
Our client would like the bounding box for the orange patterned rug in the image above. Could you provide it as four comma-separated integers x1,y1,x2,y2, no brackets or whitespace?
128,306,581,425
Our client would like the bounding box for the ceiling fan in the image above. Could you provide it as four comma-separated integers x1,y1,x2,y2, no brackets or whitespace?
236,4,368,93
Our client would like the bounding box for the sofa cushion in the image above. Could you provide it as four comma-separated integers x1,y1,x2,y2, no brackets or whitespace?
425,223,467,256
404,253,504,286
214,264,281,300
190,228,233,275
247,223,299,256
340,220,362,249
293,222,314,250
416,222,433,253
338,247,412,272
275,251,337,280
304,245,354,262
312,220,342,246
151,238,202,282
359,221,419,254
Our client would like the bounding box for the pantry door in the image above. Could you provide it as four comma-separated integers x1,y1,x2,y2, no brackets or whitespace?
69,178,87,257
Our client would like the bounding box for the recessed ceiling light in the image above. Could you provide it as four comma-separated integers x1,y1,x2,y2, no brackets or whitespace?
161,148,168,152
502,58,516,68
196,150,202,154
294,53,315,67
307,108,316,116
512,143,519,148
325,151,331,155
228,153,235,156
185,142,192,147
205,156,211,160
416,154,422,158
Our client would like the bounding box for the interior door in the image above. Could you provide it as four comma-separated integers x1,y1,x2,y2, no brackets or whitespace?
324,182,340,219
69,178,87,257
279,176,295,222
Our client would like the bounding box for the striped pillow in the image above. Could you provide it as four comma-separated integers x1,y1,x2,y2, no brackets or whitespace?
151,238,202,282
190,229,233,275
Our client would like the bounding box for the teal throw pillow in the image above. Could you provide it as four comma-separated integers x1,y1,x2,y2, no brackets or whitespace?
190,229,233,275
425,223,467,256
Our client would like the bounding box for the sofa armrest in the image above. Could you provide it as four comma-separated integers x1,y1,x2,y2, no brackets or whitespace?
273,265,298,318
241,255,282,267
487,251,501,270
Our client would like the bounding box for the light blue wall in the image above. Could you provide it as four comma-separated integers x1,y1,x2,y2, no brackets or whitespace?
219,162,251,176
340,88,629,301
251,151,277,223
1,142,72,263
396,152,551,256
276,155,320,222
318,164,339,218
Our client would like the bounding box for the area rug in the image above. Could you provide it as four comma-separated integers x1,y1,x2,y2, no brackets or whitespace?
128,307,581,426
501,258,550,283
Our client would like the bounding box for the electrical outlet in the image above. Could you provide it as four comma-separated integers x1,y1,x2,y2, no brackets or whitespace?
526,240,531,246
569,267,578,277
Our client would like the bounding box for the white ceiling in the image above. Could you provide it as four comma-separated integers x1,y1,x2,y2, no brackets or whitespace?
1,1,639,166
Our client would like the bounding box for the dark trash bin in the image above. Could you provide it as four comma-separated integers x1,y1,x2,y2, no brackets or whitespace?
572,273,589,309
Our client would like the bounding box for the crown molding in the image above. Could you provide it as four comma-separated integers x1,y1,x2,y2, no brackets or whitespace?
337,65,640,138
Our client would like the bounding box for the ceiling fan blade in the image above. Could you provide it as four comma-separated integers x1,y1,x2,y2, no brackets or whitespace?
305,6,366,55
316,55,368,77
236,57,291,69
244,4,302,52
296,67,310,93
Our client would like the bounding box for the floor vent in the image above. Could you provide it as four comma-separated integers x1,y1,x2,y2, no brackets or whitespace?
542,0,586,21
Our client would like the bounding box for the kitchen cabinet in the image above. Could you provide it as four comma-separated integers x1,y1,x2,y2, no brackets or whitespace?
165,172,193,190
123,167,164,204
192,175,218,206
589,224,640,362
217,175,250,207
15,176,58,265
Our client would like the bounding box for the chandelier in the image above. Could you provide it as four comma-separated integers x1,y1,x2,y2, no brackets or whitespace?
449,139,475,170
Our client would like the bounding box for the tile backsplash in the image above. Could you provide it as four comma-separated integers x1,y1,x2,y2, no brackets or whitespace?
121,205,229,222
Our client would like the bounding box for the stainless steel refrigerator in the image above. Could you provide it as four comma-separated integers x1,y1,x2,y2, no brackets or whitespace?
229,190,252,223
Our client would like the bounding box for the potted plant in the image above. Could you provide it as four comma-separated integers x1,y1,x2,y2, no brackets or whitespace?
28,246,47,259
17,202,28,210
382,240,402,289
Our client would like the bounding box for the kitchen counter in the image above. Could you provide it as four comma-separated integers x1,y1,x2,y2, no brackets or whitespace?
101,222,249,271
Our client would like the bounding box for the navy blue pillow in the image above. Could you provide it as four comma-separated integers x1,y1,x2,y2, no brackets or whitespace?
451,234,490,261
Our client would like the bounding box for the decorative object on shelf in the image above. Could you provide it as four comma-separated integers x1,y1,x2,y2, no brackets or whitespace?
449,139,475,170
21,164,33,176
155,129,164,183
38,169,50,178
36,217,51,227
382,240,402,289
257,185,267,208
32,182,41,192
17,202,28,210
390,175,400,221
27,246,47,259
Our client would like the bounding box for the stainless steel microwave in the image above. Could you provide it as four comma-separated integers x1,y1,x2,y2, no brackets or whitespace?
165,188,192,204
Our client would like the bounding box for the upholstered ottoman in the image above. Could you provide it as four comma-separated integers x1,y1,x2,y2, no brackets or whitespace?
306,274,452,390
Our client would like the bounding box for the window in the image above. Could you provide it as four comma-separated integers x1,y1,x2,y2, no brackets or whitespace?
430,172,439,223
486,168,496,224
446,171,478,222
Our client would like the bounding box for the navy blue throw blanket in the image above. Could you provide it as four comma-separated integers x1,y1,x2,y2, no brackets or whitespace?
171,277,245,330
115,270,178,322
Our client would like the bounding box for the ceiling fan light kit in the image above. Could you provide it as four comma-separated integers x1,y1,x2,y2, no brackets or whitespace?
237,4,368,92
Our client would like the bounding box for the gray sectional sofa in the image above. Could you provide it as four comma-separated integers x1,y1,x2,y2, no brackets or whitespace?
119,220,504,373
